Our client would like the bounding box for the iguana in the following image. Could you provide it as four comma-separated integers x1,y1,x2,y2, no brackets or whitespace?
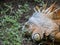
22,3,60,42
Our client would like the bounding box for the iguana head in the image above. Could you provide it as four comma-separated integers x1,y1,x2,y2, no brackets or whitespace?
22,3,60,41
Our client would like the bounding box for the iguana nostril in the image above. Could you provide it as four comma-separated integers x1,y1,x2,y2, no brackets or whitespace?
32,33,41,41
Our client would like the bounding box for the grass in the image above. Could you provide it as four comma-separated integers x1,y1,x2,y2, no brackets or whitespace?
0,2,30,45
0,0,44,45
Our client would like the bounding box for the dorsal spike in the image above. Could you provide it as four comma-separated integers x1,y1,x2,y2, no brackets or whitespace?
33,6,40,12
35,6,40,12
45,2,56,14
46,8,60,19
42,3,47,13
33,7,37,12
53,8,60,19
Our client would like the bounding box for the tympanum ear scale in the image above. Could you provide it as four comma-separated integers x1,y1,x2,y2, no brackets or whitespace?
32,33,41,41
45,2,56,14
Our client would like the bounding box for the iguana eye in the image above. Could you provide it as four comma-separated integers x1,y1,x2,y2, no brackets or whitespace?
25,24,29,28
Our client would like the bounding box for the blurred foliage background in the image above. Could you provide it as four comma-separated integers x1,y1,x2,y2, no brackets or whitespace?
0,0,60,45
